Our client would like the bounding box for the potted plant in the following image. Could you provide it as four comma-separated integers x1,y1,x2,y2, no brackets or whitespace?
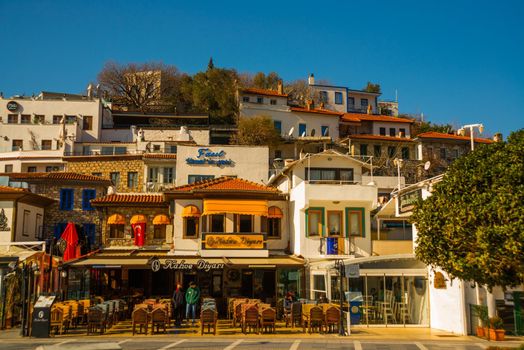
488,316,505,341
472,304,488,337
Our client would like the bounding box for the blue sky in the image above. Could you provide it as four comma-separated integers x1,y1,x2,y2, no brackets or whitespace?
1,0,523,137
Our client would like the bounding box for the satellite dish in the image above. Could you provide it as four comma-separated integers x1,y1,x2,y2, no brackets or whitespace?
288,127,294,137
268,174,276,183
301,131,306,137
310,129,316,136
424,161,431,171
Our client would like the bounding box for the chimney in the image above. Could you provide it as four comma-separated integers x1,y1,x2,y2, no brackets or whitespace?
306,99,314,110
493,132,503,142
277,80,283,95
87,83,93,99
308,73,315,85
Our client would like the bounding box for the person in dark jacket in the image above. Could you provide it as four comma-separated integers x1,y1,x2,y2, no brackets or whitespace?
185,281,200,326
172,283,185,327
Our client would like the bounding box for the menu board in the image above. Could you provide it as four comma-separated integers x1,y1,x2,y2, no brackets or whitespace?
34,295,56,308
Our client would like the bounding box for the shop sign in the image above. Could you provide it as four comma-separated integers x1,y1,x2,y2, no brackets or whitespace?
202,233,266,250
6,101,19,112
398,188,422,214
150,258,225,272
186,148,233,167
345,264,360,278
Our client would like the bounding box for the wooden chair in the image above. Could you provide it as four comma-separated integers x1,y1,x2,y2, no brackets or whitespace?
87,307,106,335
233,302,244,328
151,307,167,334
200,308,218,335
50,307,67,335
259,307,276,334
132,308,149,335
242,305,259,334
324,306,340,333
303,306,324,334
287,302,302,328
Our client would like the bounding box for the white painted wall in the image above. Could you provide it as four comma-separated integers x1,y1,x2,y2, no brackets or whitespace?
0,201,14,243
372,122,412,138
14,202,44,242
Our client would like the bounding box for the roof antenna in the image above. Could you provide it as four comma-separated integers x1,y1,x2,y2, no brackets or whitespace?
395,89,398,102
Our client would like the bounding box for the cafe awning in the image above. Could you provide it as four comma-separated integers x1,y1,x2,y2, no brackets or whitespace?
267,206,283,218
130,214,147,224
107,214,125,225
181,205,201,218
153,214,170,225
203,199,268,216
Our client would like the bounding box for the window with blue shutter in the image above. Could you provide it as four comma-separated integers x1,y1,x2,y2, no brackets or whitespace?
82,189,96,211
298,123,307,137
274,120,282,134
59,189,74,210
54,223,67,239
83,223,96,246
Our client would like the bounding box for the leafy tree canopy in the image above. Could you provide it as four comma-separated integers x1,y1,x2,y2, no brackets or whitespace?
230,116,281,147
412,121,455,136
364,82,381,93
412,129,524,290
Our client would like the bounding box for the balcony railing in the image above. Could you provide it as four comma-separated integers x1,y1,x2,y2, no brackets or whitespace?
320,237,356,256
64,149,177,156
144,182,176,192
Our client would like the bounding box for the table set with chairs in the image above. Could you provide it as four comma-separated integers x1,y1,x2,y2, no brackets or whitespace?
229,298,276,334
131,299,171,335
283,301,341,334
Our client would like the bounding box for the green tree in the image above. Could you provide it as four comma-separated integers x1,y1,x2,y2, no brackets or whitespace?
230,116,281,147
252,72,282,89
412,129,524,290
412,121,455,136
364,82,381,93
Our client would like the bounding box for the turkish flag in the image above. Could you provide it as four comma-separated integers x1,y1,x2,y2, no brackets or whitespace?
132,223,146,247
61,222,79,262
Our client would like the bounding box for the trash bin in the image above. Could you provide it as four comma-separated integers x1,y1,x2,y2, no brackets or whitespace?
349,301,362,325
31,295,56,338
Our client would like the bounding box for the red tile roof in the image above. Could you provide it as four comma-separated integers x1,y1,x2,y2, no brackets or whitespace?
91,193,167,205
3,172,111,184
290,107,343,116
240,87,288,98
170,177,279,193
341,113,414,124
416,131,494,144
346,134,415,142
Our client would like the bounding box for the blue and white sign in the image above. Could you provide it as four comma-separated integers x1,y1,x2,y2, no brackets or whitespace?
186,148,233,167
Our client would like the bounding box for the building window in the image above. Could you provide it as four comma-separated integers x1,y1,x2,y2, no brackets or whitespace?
257,97,263,104
65,115,76,124
261,216,281,239
210,214,225,233
298,123,307,137
21,115,31,124
334,92,343,105
168,145,177,153
46,166,60,172
41,140,52,150
82,189,96,211
102,146,127,155
54,223,67,239
27,166,37,172
346,208,364,236
188,175,214,184
270,99,277,105
389,128,396,137
4,165,13,173
361,98,369,107
306,208,324,237
379,128,386,136
148,167,159,183
327,211,342,237
242,96,250,103
235,214,253,233
35,214,43,239
360,144,368,156
8,114,18,123
274,150,282,159
153,144,161,152
451,149,459,159
401,147,410,160
321,125,329,136
306,168,354,182
12,140,23,151
83,223,96,247
92,172,102,177
110,172,120,187
163,167,174,183
83,116,93,130
399,128,406,137
184,217,199,238
319,91,328,103
59,189,74,211
348,97,355,107
274,120,282,134
312,274,327,300
388,146,396,158
34,115,45,124
22,210,30,236
373,145,382,158
52,115,62,124
127,172,138,189
153,225,166,240
109,224,125,239
440,148,446,159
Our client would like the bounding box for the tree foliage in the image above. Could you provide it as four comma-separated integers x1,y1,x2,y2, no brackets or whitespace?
230,116,281,147
412,121,455,136
364,82,381,93
412,130,524,289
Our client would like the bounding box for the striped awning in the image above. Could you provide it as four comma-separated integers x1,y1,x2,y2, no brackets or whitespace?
267,206,283,218
107,214,125,225
153,214,170,225
181,205,201,218
203,199,268,216
130,214,147,224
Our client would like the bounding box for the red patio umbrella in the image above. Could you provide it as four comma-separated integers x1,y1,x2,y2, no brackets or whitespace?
60,222,79,262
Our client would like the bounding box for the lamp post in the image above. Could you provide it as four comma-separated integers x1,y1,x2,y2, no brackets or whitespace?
458,123,484,151
334,259,345,336
393,158,404,192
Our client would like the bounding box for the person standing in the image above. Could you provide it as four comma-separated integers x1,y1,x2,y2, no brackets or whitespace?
172,283,185,327
185,281,200,326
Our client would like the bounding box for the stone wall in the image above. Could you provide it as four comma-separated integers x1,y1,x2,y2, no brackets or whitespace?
66,157,145,192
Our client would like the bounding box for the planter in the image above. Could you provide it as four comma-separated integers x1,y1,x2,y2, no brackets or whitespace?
488,328,505,341
476,326,485,337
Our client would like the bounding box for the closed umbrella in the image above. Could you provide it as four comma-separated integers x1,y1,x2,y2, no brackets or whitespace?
60,222,79,262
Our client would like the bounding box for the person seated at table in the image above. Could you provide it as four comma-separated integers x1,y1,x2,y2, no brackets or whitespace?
284,291,295,310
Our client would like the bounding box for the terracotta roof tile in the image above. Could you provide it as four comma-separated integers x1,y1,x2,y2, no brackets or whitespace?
341,113,414,124
290,107,343,116
170,177,279,193
3,172,112,184
91,193,167,205
240,87,288,98
346,134,414,142
416,131,494,144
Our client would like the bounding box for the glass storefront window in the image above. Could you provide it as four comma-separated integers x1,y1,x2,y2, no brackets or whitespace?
277,268,301,301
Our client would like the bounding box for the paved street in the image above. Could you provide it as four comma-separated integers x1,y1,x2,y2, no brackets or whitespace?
1,337,520,350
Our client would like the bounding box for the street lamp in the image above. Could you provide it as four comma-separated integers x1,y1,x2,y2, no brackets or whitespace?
458,123,484,151
334,259,345,336
393,158,404,192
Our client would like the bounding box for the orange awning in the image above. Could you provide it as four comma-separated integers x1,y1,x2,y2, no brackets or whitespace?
130,214,147,224
153,214,170,225
268,206,283,218
107,214,125,225
182,205,201,218
203,199,268,216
